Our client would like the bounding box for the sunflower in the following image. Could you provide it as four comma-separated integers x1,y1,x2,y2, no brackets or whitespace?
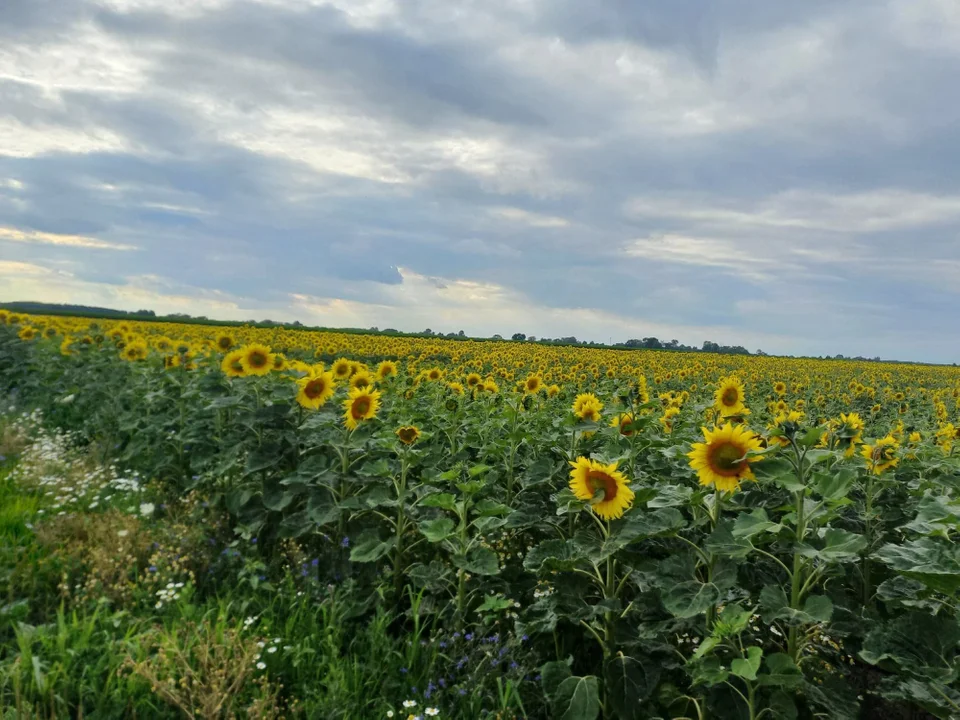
861,435,899,475
773,381,787,396
59,335,74,356
396,425,421,445
447,381,465,395
660,406,680,433
221,349,246,378
465,372,483,388
239,344,273,376
687,423,763,492
350,369,374,390
524,374,543,394
216,334,234,352
332,358,352,380
163,354,180,370
272,353,289,371
18,326,37,341
343,387,382,430
834,412,864,457
297,371,336,410
547,384,561,398
426,367,444,382
482,379,499,394
573,393,603,418
568,457,634,521
377,360,398,380
610,412,637,437
714,377,746,417
121,340,148,362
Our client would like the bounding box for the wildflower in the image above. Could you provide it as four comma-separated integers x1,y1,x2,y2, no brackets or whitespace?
426,710,440,717
139,502,155,516
402,700,417,709
257,661,266,670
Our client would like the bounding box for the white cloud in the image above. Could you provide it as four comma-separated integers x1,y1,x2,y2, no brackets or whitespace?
0,227,137,250
488,206,569,227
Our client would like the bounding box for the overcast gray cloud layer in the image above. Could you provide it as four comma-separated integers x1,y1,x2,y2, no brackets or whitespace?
1,0,959,362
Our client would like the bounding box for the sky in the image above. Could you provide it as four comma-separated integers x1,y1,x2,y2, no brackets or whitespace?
1,0,959,363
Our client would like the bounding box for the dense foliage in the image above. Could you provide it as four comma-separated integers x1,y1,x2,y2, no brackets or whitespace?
2,311,960,719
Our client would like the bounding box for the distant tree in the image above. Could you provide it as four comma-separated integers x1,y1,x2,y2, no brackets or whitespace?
527,335,537,342
492,334,503,340
512,333,526,341
457,330,466,337
422,328,433,336
384,328,398,333
642,337,662,349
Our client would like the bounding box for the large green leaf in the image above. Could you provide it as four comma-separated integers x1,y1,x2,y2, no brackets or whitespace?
662,581,721,618
604,655,660,720
349,534,396,563
704,523,754,559
524,539,584,572
731,646,763,681
859,611,960,682
811,467,856,503
815,528,867,562
418,517,456,543
597,507,685,560
454,547,500,575
420,493,457,511
733,508,781,538
757,653,804,689
551,676,600,720
875,538,960,594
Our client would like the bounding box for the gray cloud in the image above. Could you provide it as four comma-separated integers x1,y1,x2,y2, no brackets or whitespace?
1,0,959,361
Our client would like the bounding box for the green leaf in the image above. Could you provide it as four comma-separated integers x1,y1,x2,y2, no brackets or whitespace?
524,539,584,572
731,646,762,681
875,538,960,594
474,499,511,516
541,659,572,701
468,463,492,477
760,585,832,625
597,508,686,560
816,528,867,562
859,611,960,682
262,483,299,512
798,425,825,448
477,594,514,613
551,676,601,720
604,655,660,720
801,594,834,623
733,508,781,538
349,535,396,563
277,510,312,538
454,547,500,575
904,494,960,537
758,653,804,689
419,517,456,543
420,493,457,511
812,468,856,502
704,523,754,559
225,487,254,515
662,581,721,619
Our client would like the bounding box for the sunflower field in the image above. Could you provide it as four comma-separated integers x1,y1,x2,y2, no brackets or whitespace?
2,311,960,719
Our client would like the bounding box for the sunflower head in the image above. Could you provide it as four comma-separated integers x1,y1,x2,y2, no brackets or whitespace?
466,372,482,388
350,370,374,390
524,374,542,394
18,326,37,341
660,406,680,433
568,457,634,521
216,334,234,352
343,386,382,430
221,349,246,378
377,360,398,379
396,425,421,445
714,377,746,417
773,381,787,396
688,423,763,493
861,435,899,475
240,344,273,376
330,358,352,379
297,371,335,410
610,412,637,437
573,393,603,420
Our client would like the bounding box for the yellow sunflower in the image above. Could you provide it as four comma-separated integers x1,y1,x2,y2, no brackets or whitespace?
547,384,561,398
714,377,746,417
425,367,444,381
296,371,336,410
221,349,246,378
610,412,637,437
773,381,787,396
343,387,382,430
332,358,352,380
687,423,763,493
239,344,273,376
568,457,635,521
447,381,465,395
350,369,375,390
861,435,899,475
660,406,680,433
396,425,421,445
834,412,864,457
17,326,37,341
377,360,398,379
573,393,603,420
216,334,234,352
465,372,483,388
524,374,543,394
272,353,288,372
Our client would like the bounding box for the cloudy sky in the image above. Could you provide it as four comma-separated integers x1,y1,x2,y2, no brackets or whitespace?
2,0,959,362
